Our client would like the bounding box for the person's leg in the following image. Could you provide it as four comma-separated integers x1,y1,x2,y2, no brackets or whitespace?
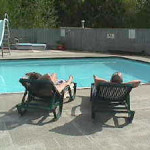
50,73,58,84
56,83,68,93
65,76,74,86
56,76,74,92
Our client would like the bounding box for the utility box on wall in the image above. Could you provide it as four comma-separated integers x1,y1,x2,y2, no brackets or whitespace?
60,29,65,37
107,33,115,39
129,29,135,39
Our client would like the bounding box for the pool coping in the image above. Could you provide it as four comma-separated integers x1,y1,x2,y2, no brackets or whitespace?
0,87,91,95
1,84,150,95
0,54,150,64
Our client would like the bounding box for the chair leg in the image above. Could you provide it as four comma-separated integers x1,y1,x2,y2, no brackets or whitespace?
128,111,135,123
16,104,27,116
91,101,96,119
68,86,73,101
68,83,76,101
91,112,96,119
90,84,94,101
126,96,135,123
53,111,57,120
53,103,63,121
21,91,27,103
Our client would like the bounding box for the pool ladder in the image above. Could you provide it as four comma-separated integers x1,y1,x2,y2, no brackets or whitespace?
2,13,11,57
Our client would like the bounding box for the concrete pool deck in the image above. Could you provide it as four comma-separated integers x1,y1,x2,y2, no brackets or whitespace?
0,50,150,150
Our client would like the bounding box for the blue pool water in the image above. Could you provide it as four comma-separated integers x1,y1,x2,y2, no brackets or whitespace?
0,57,150,93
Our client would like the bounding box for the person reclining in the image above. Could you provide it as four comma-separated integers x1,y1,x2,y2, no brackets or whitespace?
94,72,141,88
25,72,74,93
38,73,74,93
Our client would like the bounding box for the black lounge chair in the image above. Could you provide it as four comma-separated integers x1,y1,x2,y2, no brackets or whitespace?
16,78,77,120
90,82,135,123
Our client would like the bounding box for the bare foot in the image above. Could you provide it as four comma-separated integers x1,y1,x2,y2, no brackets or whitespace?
93,75,96,79
93,75,98,81
69,75,74,81
66,76,74,85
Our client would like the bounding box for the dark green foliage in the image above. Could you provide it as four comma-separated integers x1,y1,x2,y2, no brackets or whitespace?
135,0,150,28
58,0,83,27
0,0,9,19
1,0,60,28
0,0,150,28
34,0,60,28
80,0,125,28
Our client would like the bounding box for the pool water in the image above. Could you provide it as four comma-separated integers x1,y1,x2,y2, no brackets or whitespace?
0,57,150,93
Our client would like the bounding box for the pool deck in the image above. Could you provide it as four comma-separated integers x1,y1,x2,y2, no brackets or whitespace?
0,50,150,150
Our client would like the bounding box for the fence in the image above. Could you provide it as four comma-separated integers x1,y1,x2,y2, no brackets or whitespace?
61,27,150,55
10,28,150,54
10,28,60,49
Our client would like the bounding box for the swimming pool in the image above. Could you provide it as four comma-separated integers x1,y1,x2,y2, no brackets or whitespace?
0,57,150,93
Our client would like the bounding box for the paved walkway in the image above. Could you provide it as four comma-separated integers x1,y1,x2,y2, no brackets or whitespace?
0,50,150,150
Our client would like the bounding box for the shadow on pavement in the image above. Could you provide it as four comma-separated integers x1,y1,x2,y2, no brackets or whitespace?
50,96,130,136
0,106,56,131
0,96,130,132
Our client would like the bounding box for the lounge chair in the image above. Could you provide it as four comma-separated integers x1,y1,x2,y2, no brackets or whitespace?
90,82,135,123
16,78,77,120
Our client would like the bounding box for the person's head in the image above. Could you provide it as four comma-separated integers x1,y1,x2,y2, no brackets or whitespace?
110,72,123,83
26,72,42,80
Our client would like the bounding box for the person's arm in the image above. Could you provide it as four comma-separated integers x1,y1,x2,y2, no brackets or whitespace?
93,75,108,86
124,80,141,88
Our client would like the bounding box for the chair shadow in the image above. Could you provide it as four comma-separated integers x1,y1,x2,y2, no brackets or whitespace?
0,96,130,132
50,96,130,136
0,92,77,131
0,95,80,131
0,105,56,131
0,94,83,131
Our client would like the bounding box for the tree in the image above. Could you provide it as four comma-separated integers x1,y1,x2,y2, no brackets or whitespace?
81,0,125,28
0,0,9,20
34,0,60,28
58,0,83,27
135,0,150,28
1,0,150,28
122,0,137,28
6,0,35,28
5,0,60,28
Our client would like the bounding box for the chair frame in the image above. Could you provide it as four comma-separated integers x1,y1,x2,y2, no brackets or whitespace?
16,78,77,121
90,82,135,123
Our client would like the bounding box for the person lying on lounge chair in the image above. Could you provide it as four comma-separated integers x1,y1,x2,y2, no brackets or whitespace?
25,72,74,93
94,72,141,88
38,73,74,93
